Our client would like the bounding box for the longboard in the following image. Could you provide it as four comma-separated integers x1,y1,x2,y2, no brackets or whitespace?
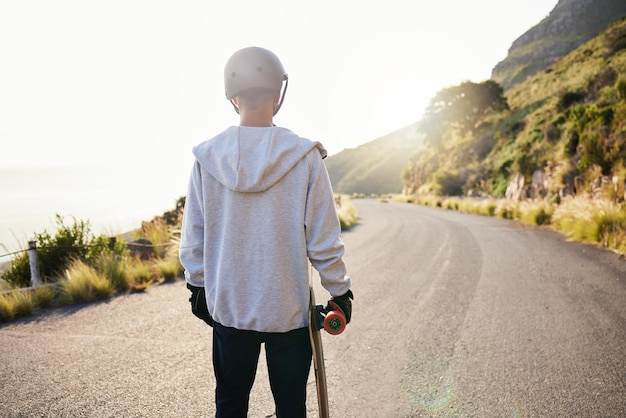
308,286,330,418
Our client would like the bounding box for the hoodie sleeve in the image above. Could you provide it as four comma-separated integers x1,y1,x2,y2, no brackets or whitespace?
179,161,205,287
304,148,352,297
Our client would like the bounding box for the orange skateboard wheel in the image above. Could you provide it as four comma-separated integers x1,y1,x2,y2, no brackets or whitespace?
323,310,346,335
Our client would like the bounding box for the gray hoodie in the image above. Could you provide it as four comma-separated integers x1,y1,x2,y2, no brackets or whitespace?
179,126,351,332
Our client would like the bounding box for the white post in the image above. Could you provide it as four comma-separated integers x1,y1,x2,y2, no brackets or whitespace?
28,241,42,287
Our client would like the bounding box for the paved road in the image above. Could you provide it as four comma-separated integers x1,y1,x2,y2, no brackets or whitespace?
2,199,626,417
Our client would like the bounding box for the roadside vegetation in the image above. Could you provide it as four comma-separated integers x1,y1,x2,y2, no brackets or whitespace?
385,193,626,256
387,18,626,257
402,18,626,201
0,199,186,322
337,194,359,230
1,194,357,322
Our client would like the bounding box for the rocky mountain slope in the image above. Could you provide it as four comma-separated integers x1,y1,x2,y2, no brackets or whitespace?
402,17,626,199
326,0,626,196
492,0,626,90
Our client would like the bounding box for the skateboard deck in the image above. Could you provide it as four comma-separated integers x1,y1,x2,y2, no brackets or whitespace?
308,286,330,418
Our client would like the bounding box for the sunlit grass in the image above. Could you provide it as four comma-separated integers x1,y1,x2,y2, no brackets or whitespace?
0,240,186,322
0,291,34,321
518,200,556,226
457,198,497,216
162,233,184,281
9,290,34,317
0,284,61,321
0,199,190,323
2,241,186,322
552,196,626,251
337,194,358,230
409,192,626,254
0,289,34,321
93,252,129,291
495,199,520,220
442,197,460,211
389,194,414,203
32,285,56,309
125,259,156,292
414,195,444,208
135,218,171,258
60,259,115,303
0,294,14,321
154,257,180,282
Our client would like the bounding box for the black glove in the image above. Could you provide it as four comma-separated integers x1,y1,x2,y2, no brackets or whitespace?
187,283,213,326
326,289,353,324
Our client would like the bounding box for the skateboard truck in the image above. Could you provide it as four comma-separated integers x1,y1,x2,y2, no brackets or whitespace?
313,304,347,335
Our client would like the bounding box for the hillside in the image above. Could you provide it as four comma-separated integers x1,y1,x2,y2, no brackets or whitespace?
492,0,626,90
325,122,423,195
402,17,626,200
327,0,626,196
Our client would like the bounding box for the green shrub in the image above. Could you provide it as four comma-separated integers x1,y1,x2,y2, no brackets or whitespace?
617,77,626,101
433,171,464,196
557,90,585,111
1,215,119,288
491,175,510,198
1,253,32,289
586,66,618,100
565,130,580,157
543,123,562,143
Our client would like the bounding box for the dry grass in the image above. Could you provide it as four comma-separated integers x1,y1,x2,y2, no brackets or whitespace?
93,252,129,291
407,192,626,254
154,258,180,282
134,218,171,258
0,294,14,321
125,259,156,292
518,200,556,226
32,285,57,308
337,194,358,230
0,290,33,321
60,259,115,303
552,196,626,251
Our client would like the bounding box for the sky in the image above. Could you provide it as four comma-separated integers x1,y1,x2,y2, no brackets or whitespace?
0,0,559,253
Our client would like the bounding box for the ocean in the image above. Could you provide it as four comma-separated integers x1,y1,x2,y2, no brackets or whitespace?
0,166,188,257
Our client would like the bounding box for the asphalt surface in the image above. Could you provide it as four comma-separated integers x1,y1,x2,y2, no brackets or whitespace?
1,199,626,417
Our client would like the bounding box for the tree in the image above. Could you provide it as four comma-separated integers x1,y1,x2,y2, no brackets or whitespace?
421,80,509,144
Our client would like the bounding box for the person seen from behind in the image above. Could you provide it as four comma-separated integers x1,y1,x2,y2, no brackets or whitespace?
179,46,353,418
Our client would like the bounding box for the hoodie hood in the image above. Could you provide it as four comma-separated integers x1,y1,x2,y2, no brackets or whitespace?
193,126,327,193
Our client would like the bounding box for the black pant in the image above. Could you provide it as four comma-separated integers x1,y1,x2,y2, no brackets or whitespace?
212,322,312,418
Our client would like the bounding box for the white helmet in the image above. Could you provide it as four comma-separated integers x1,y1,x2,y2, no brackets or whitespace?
224,46,289,115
